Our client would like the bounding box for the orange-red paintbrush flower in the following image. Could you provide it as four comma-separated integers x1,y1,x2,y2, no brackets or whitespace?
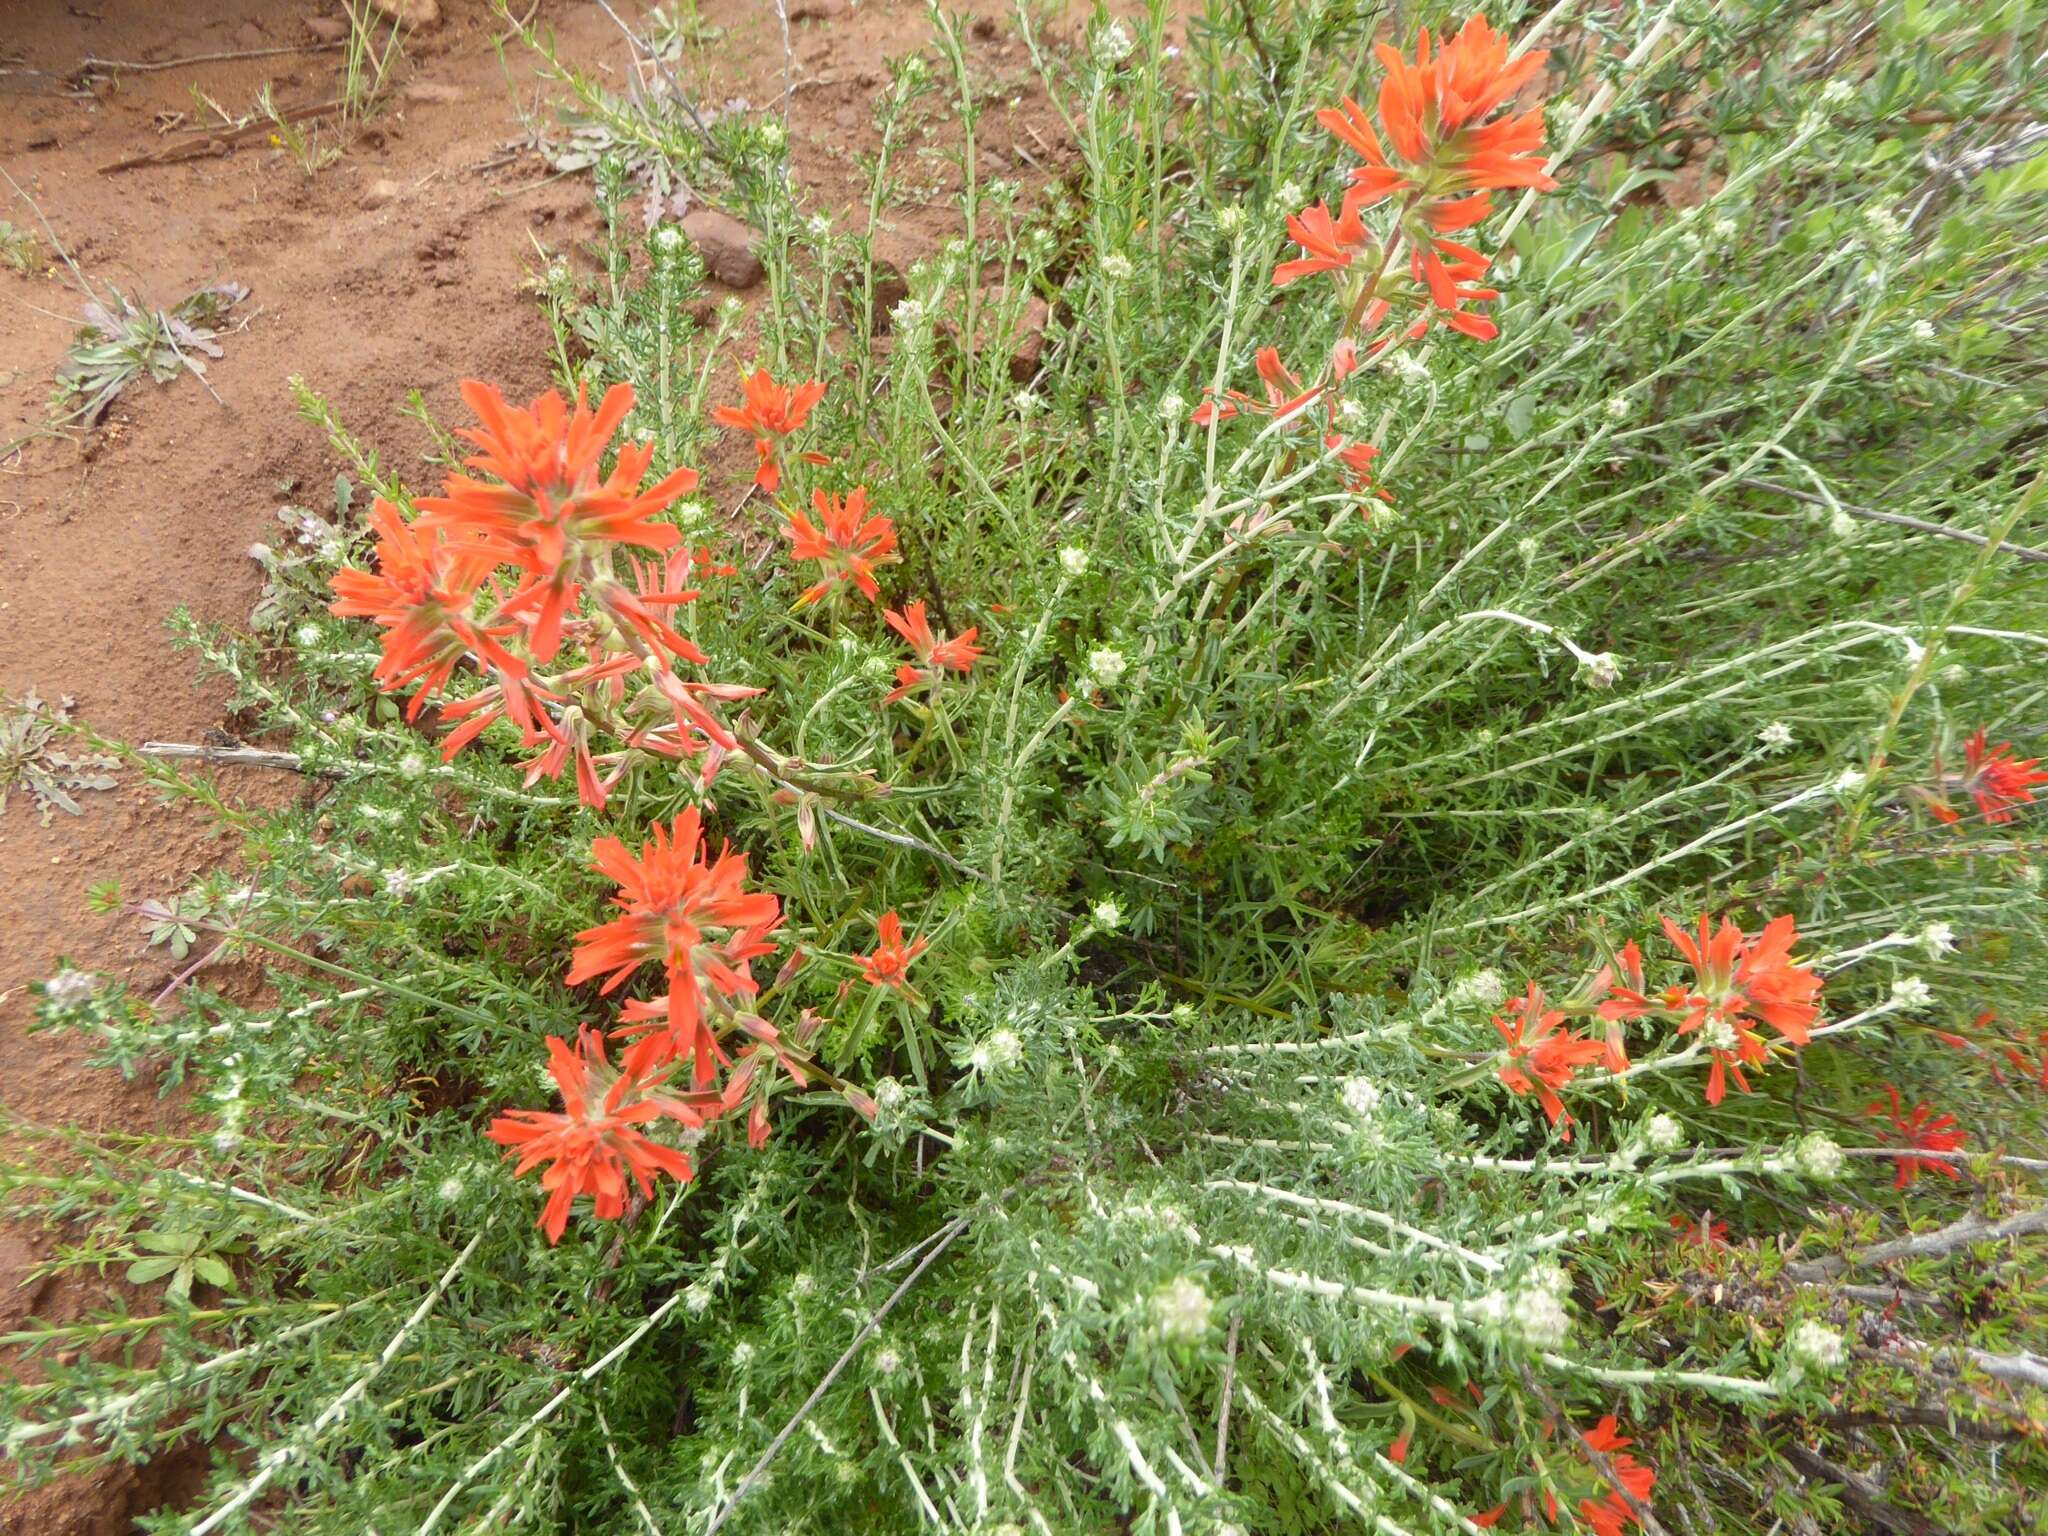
1493,982,1605,1138
1273,200,1376,287
485,1027,701,1243
783,486,899,604
711,368,829,493
327,498,521,718
1870,1084,1968,1188
857,910,928,995
882,600,984,704
567,809,783,1084
415,379,697,660
1577,1416,1657,1536
1923,728,2046,826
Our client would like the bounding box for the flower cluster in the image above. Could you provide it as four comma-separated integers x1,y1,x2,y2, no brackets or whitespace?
1289,14,1555,344
1869,1083,1968,1187
1193,15,1561,525
324,367,976,1242
1491,910,1825,1129
1919,727,2046,826
1474,1414,1658,1535
329,380,753,809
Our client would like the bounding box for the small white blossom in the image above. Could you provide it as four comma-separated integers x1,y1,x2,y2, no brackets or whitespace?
1578,651,1623,690
1450,969,1508,1009
1604,393,1633,421
1527,1262,1572,1300
1516,534,1542,562
1511,1285,1572,1349
1819,79,1856,108
892,297,928,332
382,868,416,899
1704,1016,1740,1052
1336,396,1366,426
1646,1113,1685,1153
1092,898,1124,930
1890,974,1933,1010
1920,921,1956,958
1013,389,1044,418
731,1341,756,1369
790,1271,817,1299
1275,180,1304,209
1100,252,1135,283
1711,216,1739,241
295,623,322,648
247,542,274,563
397,751,429,780
1794,1132,1844,1180
43,969,98,1008
1788,1319,1846,1371
1758,720,1795,752
1911,318,1935,341
1158,392,1187,422
1092,19,1134,68
1829,508,1861,541
1862,206,1902,245
1214,204,1245,235
652,225,684,254
1392,349,1431,386
1833,766,1869,795
1088,647,1129,688
684,1284,713,1315
672,498,709,532
1340,1077,1382,1119
759,120,786,151
436,1176,465,1203
1059,545,1091,576
1171,1002,1195,1024
872,1344,903,1376
874,1076,908,1113
983,1028,1023,1072
805,212,831,241
1151,1276,1213,1342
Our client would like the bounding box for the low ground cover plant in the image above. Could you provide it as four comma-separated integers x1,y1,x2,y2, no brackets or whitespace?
8,3,2048,1532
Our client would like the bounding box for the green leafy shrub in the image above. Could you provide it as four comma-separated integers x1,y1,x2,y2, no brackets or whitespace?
7,4,2047,1533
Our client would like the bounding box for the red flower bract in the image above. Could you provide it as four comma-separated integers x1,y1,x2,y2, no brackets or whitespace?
1577,1416,1657,1536
858,910,928,994
1870,1083,1967,1188
485,1027,701,1243
1927,728,2046,826
882,600,984,704
784,486,899,604
414,379,698,661
710,368,829,493
327,498,522,718
1494,982,1606,1139
567,808,783,1085
1604,912,1822,1048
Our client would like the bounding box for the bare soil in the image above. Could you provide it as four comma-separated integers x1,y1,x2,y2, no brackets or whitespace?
0,1,1085,1528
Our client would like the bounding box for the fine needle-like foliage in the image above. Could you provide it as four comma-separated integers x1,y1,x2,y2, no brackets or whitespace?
7,4,2048,1533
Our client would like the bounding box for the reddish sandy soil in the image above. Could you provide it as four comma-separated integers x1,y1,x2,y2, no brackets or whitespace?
1,1,1082,1528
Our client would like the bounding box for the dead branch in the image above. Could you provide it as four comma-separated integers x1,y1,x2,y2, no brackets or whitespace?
1785,1204,2048,1282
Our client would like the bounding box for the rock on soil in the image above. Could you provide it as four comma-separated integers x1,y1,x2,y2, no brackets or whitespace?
681,208,766,289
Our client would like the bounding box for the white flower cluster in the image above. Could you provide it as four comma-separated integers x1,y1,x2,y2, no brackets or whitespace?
1578,651,1624,690
1920,921,1956,958
1758,720,1794,752
969,1028,1023,1074
1645,1113,1685,1152
1340,1076,1382,1120
1059,545,1091,576
1099,252,1135,283
42,969,98,1008
1152,1276,1213,1341
1449,969,1508,1010
1890,974,1933,1009
1787,1319,1846,1371
1794,1132,1845,1181
1510,1283,1572,1349
1092,19,1134,69
1088,647,1129,688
